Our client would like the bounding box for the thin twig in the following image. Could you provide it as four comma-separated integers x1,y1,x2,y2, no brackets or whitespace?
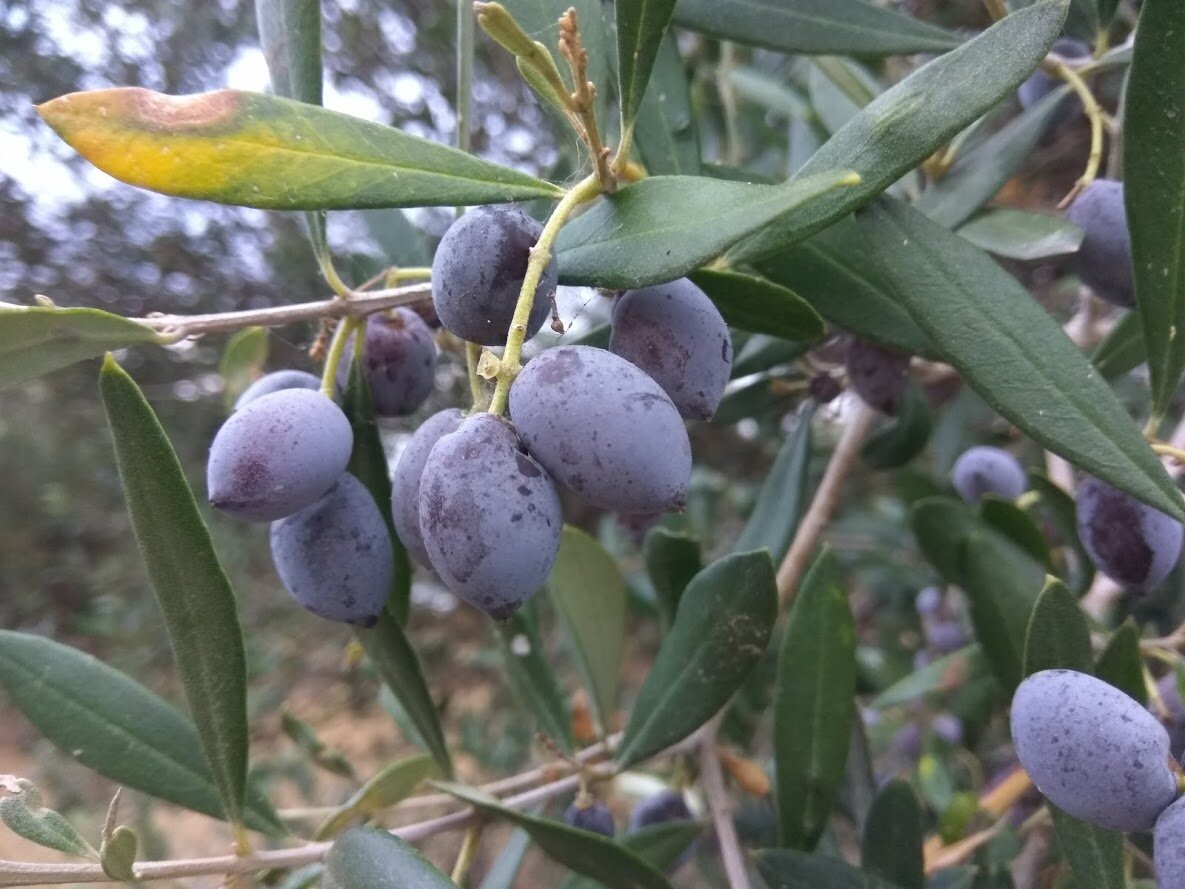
698,727,750,889
135,283,431,341
776,403,878,610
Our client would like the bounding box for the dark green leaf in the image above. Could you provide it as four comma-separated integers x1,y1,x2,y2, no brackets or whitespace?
672,0,960,55
689,269,825,342
754,217,936,358
1091,311,1145,380
979,495,1052,569
774,548,856,851
633,35,700,175
871,645,988,709
617,551,777,767
0,781,97,860
255,0,322,105
548,526,626,736
0,303,161,391
728,66,810,121
315,755,438,839
217,327,270,412
433,783,672,889
342,348,410,624
355,611,453,778
956,209,1083,262
1022,577,1093,676
616,0,677,138
39,89,564,210
325,826,458,888
727,1,1068,265
808,61,863,136
711,376,791,425
498,605,574,751
916,87,1070,229
1095,620,1147,705
859,198,1185,523
861,780,923,889
860,382,932,470
556,170,859,289
643,528,702,631
0,631,283,835
1125,0,1185,416
735,406,814,561
99,355,249,828
731,335,809,378
1050,807,1125,889
100,825,138,881
755,848,906,889
561,822,705,889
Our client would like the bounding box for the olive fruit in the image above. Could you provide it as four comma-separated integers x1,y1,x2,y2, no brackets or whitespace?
563,801,615,838
1076,476,1183,590
845,337,910,416
950,446,1027,503
233,369,321,411
1065,178,1134,308
390,408,465,568
335,309,437,417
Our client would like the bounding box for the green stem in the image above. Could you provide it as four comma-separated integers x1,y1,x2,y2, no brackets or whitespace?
486,173,603,416
450,825,483,886
320,317,360,398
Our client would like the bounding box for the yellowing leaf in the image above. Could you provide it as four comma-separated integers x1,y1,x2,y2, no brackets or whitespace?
38,88,562,210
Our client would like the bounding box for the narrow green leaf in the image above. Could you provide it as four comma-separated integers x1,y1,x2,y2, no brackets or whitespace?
633,34,700,175
1124,0,1185,416
617,551,777,767
774,548,856,851
1091,311,1145,380
871,645,988,709
0,631,283,835
731,335,809,378
728,66,811,121
433,783,673,889
727,0,1069,265
255,0,321,105
754,217,937,359
548,527,626,735
957,209,1084,262
860,382,932,470
755,848,906,888
643,528,703,631
355,612,453,778
315,755,437,839
735,406,814,561
689,269,825,342
38,88,563,210
497,604,574,752
916,87,1070,229
616,0,677,138
979,495,1052,569
556,170,860,289
325,826,458,888
255,0,326,255
960,533,1043,691
808,61,863,136
0,303,161,391
359,208,430,267
561,823,705,889
99,355,249,827
711,377,790,425
1050,807,1125,889
99,826,138,881
859,198,1185,523
342,349,410,624
1022,577,1093,676
0,781,98,860
861,780,923,889
672,0,961,55
478,827,533,889
1095,620,1147,705
218,327,270,412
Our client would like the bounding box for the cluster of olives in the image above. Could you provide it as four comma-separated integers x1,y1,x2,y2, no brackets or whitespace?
205,204,732,624
205,307,439,626
1011,669,1185,883
562,789,696,870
